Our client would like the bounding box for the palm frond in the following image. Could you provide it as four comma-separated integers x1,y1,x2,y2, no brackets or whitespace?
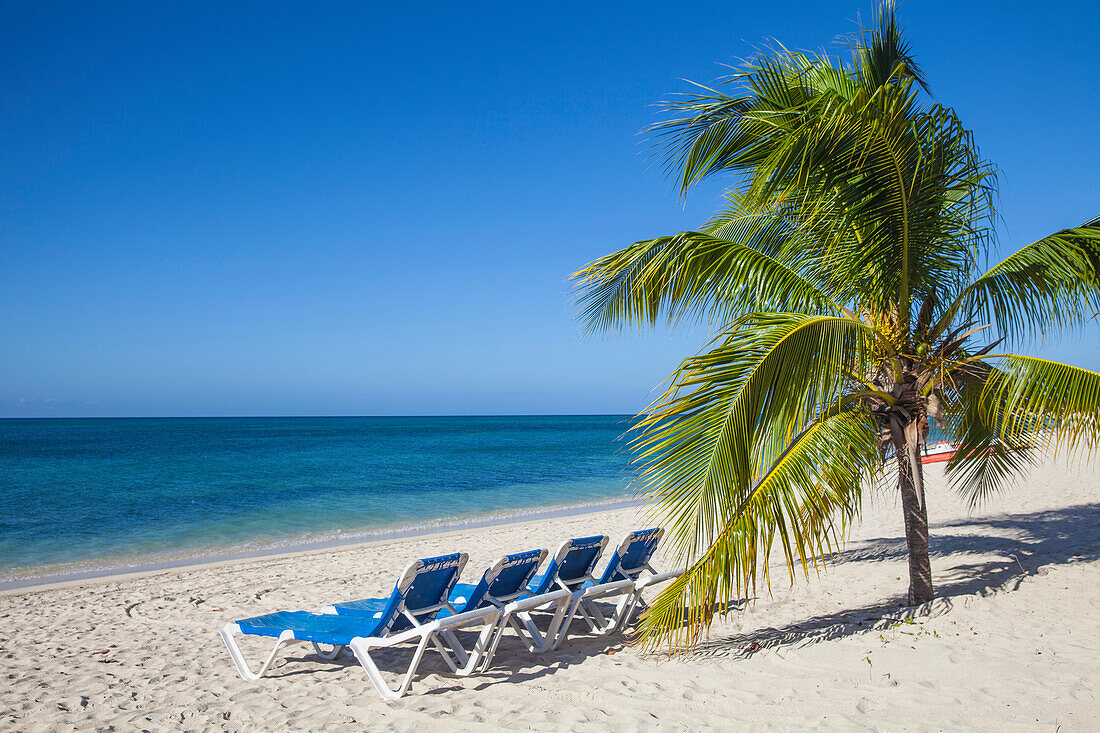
974,355,1100,454
852,0,930,93
635,407,880,651
631,313,881,562
571,206,842,332
647,50,833,195
942,383,1036,507
937,222,1100,343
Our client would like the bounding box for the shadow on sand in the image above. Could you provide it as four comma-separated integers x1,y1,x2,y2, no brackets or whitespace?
688,501,1100,659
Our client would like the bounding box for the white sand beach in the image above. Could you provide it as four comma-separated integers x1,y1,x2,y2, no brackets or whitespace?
2,455,1098,731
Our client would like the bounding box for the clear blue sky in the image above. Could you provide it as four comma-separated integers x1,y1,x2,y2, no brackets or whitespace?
2,1,1097,417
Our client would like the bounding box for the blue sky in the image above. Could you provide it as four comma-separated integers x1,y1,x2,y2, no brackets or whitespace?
2,1,1097,417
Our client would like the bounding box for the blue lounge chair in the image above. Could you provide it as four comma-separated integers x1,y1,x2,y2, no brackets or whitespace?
495,534,608,654
219,553,501,700
321,551,467,627
439,548,552,671
446,548,548,614
554,528,677,646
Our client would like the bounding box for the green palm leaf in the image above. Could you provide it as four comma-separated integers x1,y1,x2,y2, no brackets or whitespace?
571,213,842,332
635,407,881,651
975,355,1100,453
939,222,1100,343
942,381,1036,507
631,313,880,561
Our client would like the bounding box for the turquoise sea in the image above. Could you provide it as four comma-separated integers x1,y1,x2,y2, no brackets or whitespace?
0,416,639,588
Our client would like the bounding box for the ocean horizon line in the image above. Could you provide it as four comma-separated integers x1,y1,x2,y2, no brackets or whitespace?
0,412,637,421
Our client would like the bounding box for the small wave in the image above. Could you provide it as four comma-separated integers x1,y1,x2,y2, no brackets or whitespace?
0,495,644,591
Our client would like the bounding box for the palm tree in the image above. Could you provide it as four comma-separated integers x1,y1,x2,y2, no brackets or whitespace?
573,4,1100,651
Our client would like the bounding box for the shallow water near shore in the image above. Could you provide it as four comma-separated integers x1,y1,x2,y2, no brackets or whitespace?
0,415,637,586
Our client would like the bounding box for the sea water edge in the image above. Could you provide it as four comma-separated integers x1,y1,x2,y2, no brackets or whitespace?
0,494,644,592
0,415,642,589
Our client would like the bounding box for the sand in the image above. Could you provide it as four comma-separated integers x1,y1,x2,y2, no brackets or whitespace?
2,455,1098,731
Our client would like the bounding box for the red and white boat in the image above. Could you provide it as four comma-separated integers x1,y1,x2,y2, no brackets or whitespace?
920,441,956,464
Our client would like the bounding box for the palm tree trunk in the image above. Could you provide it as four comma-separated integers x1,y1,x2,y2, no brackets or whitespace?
891,423,934,605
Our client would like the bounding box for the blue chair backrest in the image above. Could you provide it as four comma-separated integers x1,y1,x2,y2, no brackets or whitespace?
460,549,546,610
382,552,467,633
531,535,608,593
598,528,664,584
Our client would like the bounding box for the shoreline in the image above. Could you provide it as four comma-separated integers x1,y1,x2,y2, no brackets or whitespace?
0,495,645,595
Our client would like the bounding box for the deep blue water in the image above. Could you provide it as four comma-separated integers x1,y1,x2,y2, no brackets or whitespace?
0,416,637,583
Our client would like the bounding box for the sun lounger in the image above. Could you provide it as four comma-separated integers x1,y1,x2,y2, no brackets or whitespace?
435,548,549,672
321,551,466,624
554,528,677,645
219,553,501,700
495,534,608,654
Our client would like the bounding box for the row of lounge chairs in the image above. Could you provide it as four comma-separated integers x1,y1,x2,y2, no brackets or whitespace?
219,527,681,700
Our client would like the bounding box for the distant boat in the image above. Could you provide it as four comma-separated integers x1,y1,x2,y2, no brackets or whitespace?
921,441,956,464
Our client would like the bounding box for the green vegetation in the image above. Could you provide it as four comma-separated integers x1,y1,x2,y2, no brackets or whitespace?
573,3,1100,651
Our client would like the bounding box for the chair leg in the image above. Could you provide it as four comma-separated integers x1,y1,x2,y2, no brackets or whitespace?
590,592,642,636
513,608,558,653
479,611,512,669
442,629,473,668
219,625,293,681
550,593,587,650
428,631,468,674
480,615,510,672
496,595,573,655
580,597,613,634
464,618,503,674
614,591,645,633
550,592,596,651
311,642,346,660
437,621,499,676
555,592,634,648
348,633,434,702
504,611,546,653
426,629,462,669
